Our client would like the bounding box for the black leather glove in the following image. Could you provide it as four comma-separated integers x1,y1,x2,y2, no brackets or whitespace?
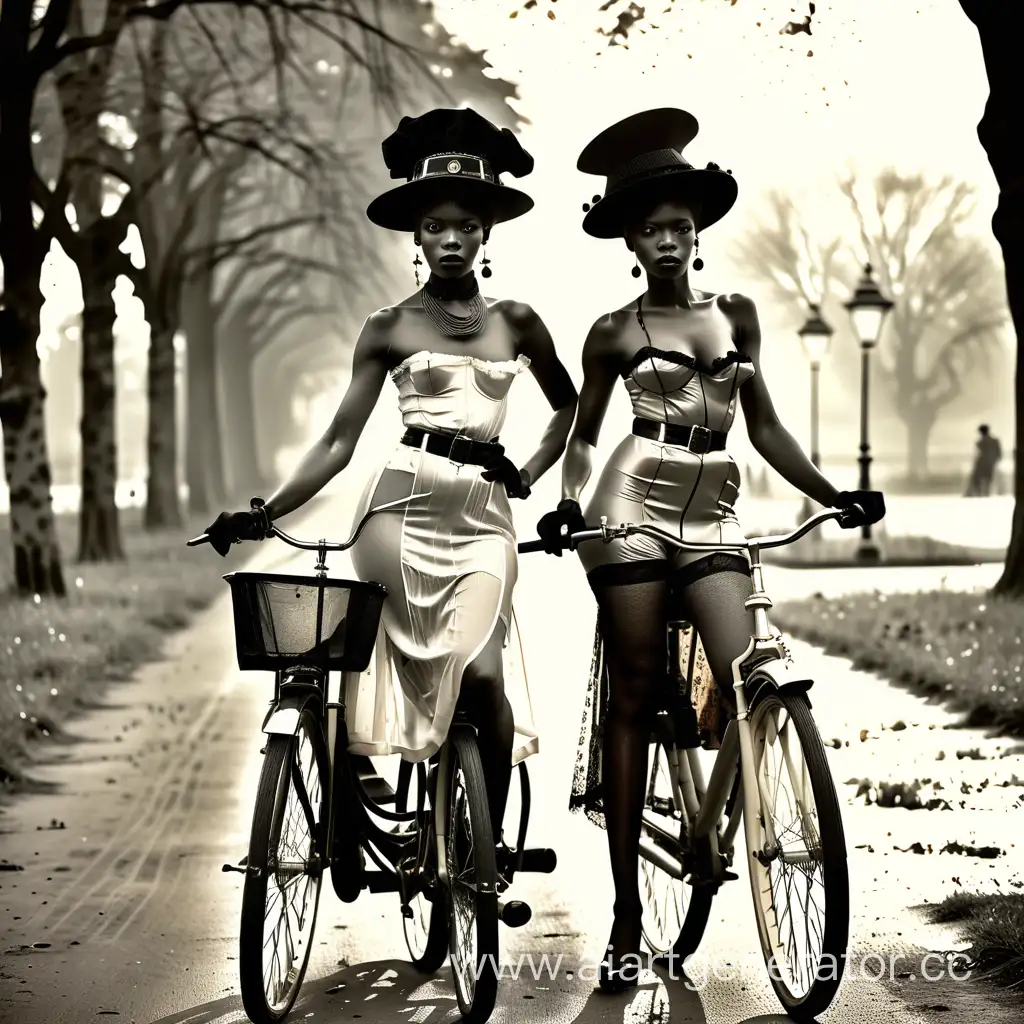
834,489,886,528
204,506,270,557
536,498,586,556
481,449,531,499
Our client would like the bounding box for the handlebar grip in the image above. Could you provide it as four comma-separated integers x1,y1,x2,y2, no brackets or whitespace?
517,538,549,554
836,503,865,528
186,533,211,547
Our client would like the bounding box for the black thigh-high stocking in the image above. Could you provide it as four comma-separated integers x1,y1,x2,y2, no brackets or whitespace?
590,569,669,962
672,560,756,720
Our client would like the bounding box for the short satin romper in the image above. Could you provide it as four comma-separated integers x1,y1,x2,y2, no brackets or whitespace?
578,295,756,587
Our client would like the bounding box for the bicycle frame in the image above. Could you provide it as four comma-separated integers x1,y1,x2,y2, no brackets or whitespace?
537,505,855,886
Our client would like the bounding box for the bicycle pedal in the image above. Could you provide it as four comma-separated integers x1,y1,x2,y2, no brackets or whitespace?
498,899,531,928
222,862,246,874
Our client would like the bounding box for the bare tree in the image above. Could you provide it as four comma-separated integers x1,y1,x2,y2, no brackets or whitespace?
839,170,1007,479
735,175,1006,479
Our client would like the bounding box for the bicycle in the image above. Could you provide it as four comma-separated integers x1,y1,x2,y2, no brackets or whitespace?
187,496,557,1024
519,504,861,1021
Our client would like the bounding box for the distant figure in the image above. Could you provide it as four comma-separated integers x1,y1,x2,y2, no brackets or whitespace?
965,424,1002,496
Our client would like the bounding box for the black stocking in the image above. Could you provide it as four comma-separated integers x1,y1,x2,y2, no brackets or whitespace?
671,559,756,722
589,570,670,960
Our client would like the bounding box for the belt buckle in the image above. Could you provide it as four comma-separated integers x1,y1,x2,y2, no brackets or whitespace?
689,425,712,455
447,431,469,468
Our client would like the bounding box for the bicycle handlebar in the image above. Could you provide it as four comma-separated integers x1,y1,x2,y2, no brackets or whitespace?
517,503,864,556
185,493,432,553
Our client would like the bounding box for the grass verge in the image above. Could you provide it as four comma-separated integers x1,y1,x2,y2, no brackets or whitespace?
925,892,1024,990
764,533,1004,568
0,506,257,790
774,589,1024,738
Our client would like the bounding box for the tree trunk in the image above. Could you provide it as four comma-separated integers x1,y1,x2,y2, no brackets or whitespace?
182,272,226,514
0,29,66,597
959,2,1024,596
0,308,67,597
218,320,265,496
904,410,935,482
144,318,183,529
78,255,124,560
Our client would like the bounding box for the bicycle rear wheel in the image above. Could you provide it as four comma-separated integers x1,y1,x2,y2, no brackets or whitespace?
639,741,714,961
747,689,849,1022
441,726,499,1024
239,712,328,1024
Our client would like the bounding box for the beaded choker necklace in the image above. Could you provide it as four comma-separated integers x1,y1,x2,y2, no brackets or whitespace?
420,271,488,337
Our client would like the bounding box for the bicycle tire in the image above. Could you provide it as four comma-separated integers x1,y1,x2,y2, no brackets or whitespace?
397,760,449,973
638,742,715,963
239,712,329,1024
747,690,849,1022
443,726,499,1024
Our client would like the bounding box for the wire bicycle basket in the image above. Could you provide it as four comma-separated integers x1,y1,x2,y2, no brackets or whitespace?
223,572,386,672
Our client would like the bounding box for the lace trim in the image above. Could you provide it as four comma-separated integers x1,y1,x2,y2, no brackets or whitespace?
621,345,752,380
391,350,531,381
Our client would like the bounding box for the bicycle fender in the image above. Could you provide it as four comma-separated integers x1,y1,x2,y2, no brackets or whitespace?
263,692,318,736
746,660,814,710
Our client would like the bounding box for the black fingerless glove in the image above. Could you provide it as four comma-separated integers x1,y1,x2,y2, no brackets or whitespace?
835,489,886,528
535,499,586,556
204,502,271,557
481,452,531,499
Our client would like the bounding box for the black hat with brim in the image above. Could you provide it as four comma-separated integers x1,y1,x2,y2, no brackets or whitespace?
366,107,535,232
578,108,737,239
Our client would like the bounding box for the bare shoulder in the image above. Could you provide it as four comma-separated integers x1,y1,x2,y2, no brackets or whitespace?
493,297,540,330
581,310,631,374
717,291,758,323
357,305,401,359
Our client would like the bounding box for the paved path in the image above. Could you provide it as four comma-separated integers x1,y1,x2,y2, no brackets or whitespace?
1,497,1019,1024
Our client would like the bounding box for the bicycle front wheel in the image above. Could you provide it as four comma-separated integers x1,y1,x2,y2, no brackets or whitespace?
747,689,849,1022
239,712,328,1024
441,726,499,1024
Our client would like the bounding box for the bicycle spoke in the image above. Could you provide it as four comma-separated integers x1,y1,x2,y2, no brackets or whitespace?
752,701,831,999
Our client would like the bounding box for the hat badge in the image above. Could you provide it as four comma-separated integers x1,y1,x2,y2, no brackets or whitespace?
447,159,462,174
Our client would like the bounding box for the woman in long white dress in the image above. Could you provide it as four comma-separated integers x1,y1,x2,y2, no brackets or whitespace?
204,107,578,851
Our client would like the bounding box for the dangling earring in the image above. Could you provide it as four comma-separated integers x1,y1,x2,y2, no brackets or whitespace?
480,245,492,279
631,253,641,279
692,236,704,272
413,241,423,287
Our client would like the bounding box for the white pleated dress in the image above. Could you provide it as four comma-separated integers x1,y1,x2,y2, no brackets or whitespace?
344,349,539,766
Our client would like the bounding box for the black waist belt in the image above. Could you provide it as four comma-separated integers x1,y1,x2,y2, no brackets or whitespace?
401,427,500,466
632,417,726,454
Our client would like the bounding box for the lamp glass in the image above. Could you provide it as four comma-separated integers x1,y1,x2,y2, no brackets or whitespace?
801,331,831,365
851,305,885,348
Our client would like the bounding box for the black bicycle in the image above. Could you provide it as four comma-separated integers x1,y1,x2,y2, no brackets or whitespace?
188,496,556,1024
519,506,858,1021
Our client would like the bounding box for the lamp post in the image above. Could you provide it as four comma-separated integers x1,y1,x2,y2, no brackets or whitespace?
798,305,834,525
843,263,894,563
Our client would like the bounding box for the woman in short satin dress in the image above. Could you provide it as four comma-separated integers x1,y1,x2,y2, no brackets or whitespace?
535,108,885,990
205,107,578,862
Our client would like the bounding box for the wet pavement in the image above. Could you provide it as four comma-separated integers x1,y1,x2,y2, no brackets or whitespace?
0,496,1020,1024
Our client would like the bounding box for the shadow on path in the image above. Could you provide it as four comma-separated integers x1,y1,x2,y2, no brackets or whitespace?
145,957,800,1024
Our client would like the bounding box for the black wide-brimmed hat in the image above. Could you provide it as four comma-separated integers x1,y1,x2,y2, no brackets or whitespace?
578,108,737,239
366,107,535,232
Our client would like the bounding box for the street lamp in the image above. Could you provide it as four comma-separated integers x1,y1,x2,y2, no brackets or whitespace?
798,305,834,525
843,263,894,563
